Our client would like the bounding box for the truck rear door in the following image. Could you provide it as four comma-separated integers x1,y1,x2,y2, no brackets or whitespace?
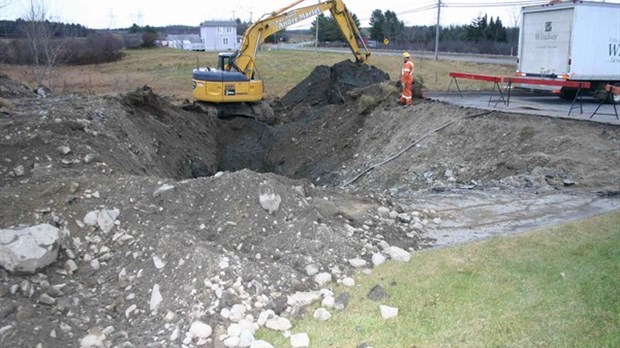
519,8,573,77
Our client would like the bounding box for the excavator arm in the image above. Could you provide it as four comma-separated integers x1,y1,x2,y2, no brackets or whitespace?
233,0,370,79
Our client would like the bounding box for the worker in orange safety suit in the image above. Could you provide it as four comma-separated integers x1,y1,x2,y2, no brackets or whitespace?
399,52,414,106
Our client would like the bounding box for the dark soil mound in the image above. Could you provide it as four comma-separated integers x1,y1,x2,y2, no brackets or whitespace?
280,60,390,108
0,74,33,99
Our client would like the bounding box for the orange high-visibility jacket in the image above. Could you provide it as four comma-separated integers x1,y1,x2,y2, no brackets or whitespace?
401,60,414,83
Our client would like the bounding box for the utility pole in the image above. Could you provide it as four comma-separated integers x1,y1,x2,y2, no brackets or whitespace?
434,0,441,61
315,0,319,52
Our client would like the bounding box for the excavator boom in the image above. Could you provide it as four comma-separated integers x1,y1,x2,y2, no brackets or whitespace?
235,0,370,79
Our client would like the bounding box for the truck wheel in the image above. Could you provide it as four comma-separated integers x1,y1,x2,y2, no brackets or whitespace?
610,83,620,104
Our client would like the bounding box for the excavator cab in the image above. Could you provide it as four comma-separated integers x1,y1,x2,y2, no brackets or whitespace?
218,52,235,71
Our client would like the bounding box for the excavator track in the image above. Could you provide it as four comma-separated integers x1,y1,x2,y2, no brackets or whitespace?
182,100,275,124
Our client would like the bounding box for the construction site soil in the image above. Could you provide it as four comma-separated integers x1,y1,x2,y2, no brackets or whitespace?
0,60,618,348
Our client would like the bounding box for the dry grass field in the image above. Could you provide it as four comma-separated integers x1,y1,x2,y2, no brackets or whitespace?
0,47,516,103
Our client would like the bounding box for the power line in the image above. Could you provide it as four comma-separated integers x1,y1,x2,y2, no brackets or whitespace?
444,0,547,7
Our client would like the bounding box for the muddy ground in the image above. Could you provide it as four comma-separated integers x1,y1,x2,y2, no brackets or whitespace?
0,60,618,348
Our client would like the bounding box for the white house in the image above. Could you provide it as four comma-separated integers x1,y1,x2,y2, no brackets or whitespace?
167,34,204,51
200,20,238,52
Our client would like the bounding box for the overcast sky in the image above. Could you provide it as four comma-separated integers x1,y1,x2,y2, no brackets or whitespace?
1,0,618,29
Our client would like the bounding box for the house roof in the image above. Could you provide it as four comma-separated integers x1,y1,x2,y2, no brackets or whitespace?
167,34,201,42
200,20,236,27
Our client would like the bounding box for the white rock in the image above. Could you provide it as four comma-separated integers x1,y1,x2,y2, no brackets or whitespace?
170,327,180,342
290,333,310,348
397,213,412,223
220,307,231,320
377,206,390,217
0,224,61,274
83,211,98,226
349,258,367,268
378,240,390,250
341,277,355,287
189,321,213,338
238,319,256,334
287,291,321,307
164,311,177,322
223,336,240,347
90,259,100,270
238,329,254,347
149,284,163,311
305,264,319,276
57,145,71,155
39,293,56,305
152,255,165,269
258,184,281,215
264,317,291,331
313,272,332,286
64,259,78,274
13,165,25,177
83,153,97,164
250,340,274,348
59,323,71,333
101,326,115,336
380,305,399,319
371,253,386,267
257,311,270,326
388,246,411,262
227,323,242,337
313,308,331,321
97,210,116,234
229,304,247,322
153,184,175,197
214,171,224,178
79,331,106,347
321,296,335,309
0,326,13,336
125,304,137,319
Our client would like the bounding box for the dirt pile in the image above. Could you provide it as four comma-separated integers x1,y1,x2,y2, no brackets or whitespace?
280,60,390,108
0,74,33,99
0,85,218,187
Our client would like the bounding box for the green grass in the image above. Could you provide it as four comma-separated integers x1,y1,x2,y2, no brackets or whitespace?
0,47,516,102
256,212,620,347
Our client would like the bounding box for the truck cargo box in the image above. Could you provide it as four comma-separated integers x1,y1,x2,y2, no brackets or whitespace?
516,1,620,101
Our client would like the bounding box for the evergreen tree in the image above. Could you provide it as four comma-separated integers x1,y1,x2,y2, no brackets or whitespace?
369,9,385,41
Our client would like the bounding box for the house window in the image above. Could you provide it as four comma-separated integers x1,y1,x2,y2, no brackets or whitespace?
226,27,232,33
217,27,223,34
223,38,229,46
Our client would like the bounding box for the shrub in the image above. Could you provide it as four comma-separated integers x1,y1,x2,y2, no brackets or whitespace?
0,32,125,65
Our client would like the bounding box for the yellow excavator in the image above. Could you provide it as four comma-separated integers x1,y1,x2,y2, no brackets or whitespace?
190,0,370,119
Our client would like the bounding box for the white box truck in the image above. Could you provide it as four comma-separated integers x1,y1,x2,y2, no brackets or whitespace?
516,1,620,102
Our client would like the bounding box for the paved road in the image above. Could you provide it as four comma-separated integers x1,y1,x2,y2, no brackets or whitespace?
427,91,620,126
275,43,517,66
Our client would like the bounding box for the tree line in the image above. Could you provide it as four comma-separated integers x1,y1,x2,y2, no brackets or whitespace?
305,9,518,55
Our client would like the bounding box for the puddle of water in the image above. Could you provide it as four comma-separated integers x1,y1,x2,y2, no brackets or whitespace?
405,190,619,248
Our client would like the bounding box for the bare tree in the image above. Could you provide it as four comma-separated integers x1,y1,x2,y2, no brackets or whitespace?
22,0,65,88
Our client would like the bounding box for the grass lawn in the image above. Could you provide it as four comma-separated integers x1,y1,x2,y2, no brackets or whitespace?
0,47,516,103
256,211,620,348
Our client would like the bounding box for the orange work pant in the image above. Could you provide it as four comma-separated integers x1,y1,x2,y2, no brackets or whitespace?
399,78,413,106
